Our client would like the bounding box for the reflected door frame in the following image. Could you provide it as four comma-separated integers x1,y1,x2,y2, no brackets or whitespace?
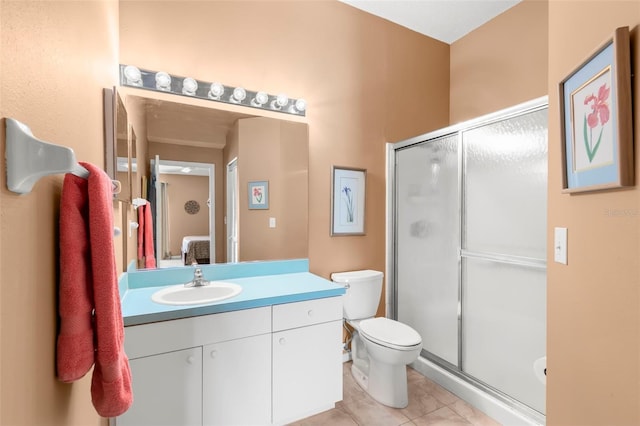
151,157,215,265
226,158,239,263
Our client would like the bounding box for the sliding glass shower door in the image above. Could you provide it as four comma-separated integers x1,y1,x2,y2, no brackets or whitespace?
396,134,460,367
461,109,547,413
393,101,547,415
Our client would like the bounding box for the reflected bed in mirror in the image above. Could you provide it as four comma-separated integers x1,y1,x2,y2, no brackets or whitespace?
118,90,309,269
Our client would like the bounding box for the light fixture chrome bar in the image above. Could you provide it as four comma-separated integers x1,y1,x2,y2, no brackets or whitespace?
119,64,306,117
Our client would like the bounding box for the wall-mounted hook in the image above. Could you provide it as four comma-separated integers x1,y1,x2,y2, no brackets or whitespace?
128,220,139,238
132,198,147,209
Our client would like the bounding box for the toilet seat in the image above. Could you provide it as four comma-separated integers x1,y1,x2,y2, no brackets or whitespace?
359,317,422,351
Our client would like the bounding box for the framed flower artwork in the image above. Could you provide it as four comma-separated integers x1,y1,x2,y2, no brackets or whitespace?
248,180,269,209
559,26,633,193
331,166,366,236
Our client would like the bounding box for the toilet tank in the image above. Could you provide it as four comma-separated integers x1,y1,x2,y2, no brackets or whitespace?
331,270,383,320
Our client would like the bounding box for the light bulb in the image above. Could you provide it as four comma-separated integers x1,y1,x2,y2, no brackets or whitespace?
294,98,307,112
251,91,269,107
209,82,224,99
230,87,246,103
155,72,171,91
182,77,198,96
123,65,142,86
271,93,288,110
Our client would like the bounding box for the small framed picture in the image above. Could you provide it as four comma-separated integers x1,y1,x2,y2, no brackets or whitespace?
331,166,366,236
559,26,633,193
248,180,269,209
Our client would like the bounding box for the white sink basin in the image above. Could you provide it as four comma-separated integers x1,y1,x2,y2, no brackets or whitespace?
152,282,242,306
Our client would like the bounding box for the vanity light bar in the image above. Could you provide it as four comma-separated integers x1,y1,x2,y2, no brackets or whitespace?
119,65,307,117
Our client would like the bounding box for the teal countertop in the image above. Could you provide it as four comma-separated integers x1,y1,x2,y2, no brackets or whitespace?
120,259,346,326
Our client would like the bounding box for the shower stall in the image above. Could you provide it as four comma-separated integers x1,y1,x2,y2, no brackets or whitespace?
387,98,548,424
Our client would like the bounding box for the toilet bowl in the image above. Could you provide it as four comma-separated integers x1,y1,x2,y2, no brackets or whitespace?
332,270,423,408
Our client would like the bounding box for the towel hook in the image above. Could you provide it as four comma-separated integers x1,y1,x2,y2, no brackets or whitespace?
132,198,147,209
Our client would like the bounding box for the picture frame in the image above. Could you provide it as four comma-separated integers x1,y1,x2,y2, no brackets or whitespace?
248,180,269,209
559,26,633,193
331,166,366,236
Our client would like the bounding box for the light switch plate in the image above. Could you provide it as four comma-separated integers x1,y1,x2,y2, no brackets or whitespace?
269,217,276,228
554,227,567,265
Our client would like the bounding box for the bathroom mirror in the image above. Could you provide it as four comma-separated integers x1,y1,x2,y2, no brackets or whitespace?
104,88,135,203
118,91,309,269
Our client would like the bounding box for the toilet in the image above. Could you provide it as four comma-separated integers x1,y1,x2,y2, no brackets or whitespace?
331,270,422,408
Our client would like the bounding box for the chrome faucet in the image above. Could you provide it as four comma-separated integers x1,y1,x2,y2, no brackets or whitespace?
185,262,210,287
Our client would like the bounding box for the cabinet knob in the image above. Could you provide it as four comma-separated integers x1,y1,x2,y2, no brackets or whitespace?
307,309,314,317
279,337,286,345
186,355,195,365
210,350,218,359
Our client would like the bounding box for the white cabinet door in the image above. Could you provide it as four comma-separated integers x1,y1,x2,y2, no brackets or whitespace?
117,347,203,426
203,334,271,426
272,320,343,424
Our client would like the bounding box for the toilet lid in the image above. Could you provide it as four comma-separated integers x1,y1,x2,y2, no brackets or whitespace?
359,317,422,348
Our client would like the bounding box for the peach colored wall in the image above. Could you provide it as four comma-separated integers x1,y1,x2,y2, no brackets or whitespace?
163,174,209,257
450,0,548,123
237,118,308,261
0,2,115,425
119,1,450,298
547,2,640,425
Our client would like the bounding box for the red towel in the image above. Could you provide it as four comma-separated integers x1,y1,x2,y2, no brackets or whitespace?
142,204,156,269
137,203,156,269
57,162,132,417
137,205,145,261
57,174,94,382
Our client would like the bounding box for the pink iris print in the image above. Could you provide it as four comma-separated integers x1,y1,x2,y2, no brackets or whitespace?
582,83,610,162
253,187,263,203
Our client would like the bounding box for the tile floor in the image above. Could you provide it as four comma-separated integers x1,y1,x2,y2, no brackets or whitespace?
289,362,502,426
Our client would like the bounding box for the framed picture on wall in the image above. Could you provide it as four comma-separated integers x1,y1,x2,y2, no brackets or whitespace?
559,26,633,193
331,166,366,236
248,180,269,209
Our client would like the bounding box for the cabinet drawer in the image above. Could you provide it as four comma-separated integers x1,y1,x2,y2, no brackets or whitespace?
125,306,271,359
273,296,343,332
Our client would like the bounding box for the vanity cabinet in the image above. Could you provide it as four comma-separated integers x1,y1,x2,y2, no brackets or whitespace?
272,297,343,425
117,306,272,426
202,335,271,425
116,296,343,426
121,347,203,426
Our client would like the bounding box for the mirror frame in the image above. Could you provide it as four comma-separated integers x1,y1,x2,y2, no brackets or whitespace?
103,87,117,181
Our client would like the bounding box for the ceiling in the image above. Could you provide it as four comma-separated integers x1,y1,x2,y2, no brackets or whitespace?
339,0,522,44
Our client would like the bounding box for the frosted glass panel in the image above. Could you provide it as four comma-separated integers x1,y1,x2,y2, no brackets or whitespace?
463,109,548,259
396,135,459,365
462,257,546,413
